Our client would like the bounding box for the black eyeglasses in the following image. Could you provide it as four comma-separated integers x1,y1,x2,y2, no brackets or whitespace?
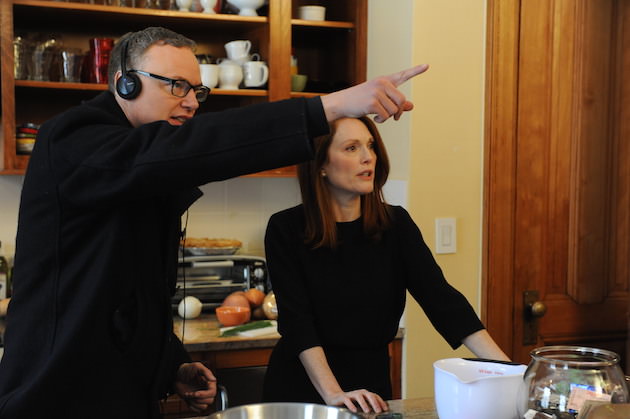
130,70,210,103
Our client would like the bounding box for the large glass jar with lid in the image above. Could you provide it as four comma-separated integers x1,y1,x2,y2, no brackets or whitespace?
518,346,629,418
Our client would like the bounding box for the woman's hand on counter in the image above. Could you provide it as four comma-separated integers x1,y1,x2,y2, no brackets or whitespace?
299,346,389,414
174,361,217,413
326,389,389,414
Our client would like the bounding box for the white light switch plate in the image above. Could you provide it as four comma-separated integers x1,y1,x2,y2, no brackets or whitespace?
435,218,456,254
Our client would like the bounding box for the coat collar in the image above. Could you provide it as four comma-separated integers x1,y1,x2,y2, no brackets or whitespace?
83,91,131,126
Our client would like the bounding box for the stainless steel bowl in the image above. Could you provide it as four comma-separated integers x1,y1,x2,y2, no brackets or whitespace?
207,402,362,419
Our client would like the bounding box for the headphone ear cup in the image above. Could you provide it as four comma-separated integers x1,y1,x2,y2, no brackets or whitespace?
116,72,141,100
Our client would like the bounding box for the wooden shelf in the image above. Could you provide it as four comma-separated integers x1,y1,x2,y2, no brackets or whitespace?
14,0,269,24
15,80,108,90
291,19,355,29
210,88,267,96
14,80,268,96
290,91,321,98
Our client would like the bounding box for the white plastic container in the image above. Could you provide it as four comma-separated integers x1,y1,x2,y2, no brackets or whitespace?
434,358,527,419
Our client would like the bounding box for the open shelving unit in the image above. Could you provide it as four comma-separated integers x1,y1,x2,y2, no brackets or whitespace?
0,0,367,176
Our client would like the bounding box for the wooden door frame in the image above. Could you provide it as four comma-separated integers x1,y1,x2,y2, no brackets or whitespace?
481,0,521,357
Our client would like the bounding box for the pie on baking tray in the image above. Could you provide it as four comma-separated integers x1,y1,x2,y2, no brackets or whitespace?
181,237,242,249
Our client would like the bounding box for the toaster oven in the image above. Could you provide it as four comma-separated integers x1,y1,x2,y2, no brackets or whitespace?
172,255,269,311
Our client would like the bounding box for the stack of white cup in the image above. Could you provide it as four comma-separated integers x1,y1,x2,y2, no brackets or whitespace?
218,40,269,89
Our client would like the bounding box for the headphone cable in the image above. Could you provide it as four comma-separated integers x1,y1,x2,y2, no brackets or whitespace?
180,210,189,343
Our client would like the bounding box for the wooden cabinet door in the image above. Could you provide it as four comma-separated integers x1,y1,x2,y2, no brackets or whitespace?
484,0,630,367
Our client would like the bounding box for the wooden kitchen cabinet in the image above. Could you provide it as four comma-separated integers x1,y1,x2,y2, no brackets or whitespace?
0,0,367,176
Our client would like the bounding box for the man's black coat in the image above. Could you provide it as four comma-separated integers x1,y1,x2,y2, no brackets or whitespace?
0,92,326,418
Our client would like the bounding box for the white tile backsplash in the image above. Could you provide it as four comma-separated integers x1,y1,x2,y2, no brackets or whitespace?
260,178,301,215
185,177,301,257
190,181,227,213
225,177,264,212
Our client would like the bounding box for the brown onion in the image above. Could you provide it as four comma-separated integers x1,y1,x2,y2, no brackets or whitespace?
222,292,250,309
244,288,265,308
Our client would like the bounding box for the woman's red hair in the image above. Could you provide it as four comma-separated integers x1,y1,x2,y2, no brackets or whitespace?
297,116,391,249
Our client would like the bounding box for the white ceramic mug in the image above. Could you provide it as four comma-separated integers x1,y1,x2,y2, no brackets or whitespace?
224,40,251,62
199,63,219,88
176,0,192,11
233,53,260,66
218,63,243,89
242,61,268,88
299,5,326,21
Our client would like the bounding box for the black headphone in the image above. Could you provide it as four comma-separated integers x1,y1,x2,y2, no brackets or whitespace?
116,39,141,100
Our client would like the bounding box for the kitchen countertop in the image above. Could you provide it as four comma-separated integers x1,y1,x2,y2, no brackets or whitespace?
174,314,404,352
377,398,437,418
184,398,437,419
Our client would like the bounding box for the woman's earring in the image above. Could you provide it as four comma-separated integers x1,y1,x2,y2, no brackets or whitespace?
321,170,326,177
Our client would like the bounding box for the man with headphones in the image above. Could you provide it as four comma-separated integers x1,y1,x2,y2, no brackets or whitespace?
0,27,427,418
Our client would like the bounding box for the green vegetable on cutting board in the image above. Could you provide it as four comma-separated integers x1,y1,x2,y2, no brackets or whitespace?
220,320,273,337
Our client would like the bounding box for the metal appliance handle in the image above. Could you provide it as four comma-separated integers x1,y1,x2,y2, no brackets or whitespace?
216,384,228,411
463,357,523,366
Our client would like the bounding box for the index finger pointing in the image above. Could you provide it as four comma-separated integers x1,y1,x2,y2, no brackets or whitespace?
386,64,430,87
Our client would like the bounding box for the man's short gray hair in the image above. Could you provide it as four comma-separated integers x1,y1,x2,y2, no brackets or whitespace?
108,27,196,93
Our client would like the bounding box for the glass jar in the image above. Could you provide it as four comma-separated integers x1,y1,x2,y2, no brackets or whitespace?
518,346,629,418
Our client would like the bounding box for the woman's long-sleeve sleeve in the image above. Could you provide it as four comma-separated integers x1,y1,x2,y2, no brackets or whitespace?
264,210,323,354
394,206,484,349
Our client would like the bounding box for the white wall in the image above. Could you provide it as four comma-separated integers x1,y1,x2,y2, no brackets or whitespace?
406,0,488,397
367,0,414,181
368,0,489,399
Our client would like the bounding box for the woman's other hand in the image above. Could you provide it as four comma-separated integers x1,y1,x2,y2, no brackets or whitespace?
174,361,217,412
326,389,389,414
